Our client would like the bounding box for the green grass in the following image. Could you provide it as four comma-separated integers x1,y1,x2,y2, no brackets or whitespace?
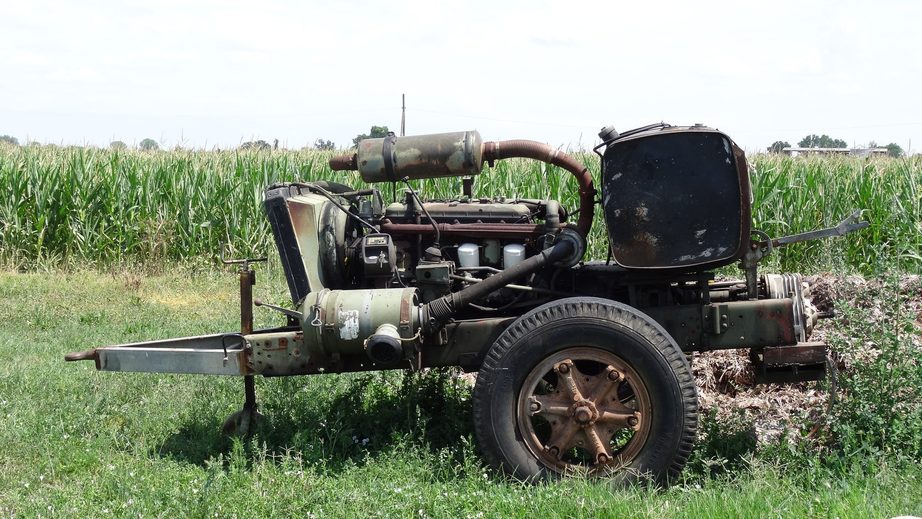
2,270,921,517
1,143,919,273
1,141,921,515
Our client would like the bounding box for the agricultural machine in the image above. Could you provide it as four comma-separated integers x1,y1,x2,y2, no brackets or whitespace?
66,123,867,483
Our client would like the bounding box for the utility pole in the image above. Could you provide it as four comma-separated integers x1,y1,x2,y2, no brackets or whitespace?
401,94,406,137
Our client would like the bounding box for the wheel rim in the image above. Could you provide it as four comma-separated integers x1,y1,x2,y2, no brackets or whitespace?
515,347,652,475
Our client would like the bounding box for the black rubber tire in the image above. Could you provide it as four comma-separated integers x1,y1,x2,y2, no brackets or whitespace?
472,297,698,485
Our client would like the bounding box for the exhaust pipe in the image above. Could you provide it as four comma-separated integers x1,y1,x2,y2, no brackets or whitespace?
330,132,595,236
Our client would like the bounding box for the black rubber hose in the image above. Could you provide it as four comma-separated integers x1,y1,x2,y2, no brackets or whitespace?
423,240,573,330
544,199,560,248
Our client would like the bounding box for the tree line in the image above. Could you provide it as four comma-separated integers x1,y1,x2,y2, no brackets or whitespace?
768,134,904,157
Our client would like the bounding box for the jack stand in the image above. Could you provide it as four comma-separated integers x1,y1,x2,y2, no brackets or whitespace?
220,254,267,437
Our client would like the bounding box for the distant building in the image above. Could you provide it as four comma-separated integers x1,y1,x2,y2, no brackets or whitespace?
782,147,888,157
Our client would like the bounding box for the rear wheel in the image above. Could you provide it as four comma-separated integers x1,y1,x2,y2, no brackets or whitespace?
473,297,697,484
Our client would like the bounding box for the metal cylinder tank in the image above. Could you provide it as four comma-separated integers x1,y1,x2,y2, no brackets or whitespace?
300,288,420,360
355,131,484,183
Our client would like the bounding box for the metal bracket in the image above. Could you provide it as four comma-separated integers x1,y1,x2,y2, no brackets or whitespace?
254,299,304,320
220,248,268,271
761,210,869,249
743,210,868,299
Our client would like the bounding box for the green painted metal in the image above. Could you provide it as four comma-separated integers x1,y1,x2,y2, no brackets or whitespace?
356,131,484,183
301,288,420,362
285,193,348,292
643,298,797,352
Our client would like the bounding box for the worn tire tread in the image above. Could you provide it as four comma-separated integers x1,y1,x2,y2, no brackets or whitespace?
472,297,698,484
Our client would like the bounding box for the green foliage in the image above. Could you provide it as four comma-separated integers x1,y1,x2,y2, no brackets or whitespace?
2,271,922,517
885,142,904,158
139,138,159,151
313,138,336,150
749,155,921,273
686,409,757,478
0,146,919,273
826,278,922,464
798,134,848,148
352,125,390,148
109,141,127,150
240,140,271,151
0,134,19,146
767,140,790,153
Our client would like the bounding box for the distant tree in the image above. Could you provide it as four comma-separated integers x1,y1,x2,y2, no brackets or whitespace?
798,134,847,149
314,138,336,150
885,143,904,158
240,140,271,151
767,141,790,153
139,138,159,151
352,125,390,148
27,141,41,147
110,141,127,150
0,135,19,146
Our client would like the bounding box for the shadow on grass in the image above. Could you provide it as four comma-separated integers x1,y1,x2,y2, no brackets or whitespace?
685,408,759,479
157,369,474,472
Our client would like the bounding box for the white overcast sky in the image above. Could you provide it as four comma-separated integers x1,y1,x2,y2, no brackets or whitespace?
1,0,920,153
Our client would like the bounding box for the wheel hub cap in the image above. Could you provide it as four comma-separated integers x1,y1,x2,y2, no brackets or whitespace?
516,349,651,475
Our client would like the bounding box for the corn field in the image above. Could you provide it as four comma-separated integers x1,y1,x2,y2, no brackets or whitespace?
0,143,919,273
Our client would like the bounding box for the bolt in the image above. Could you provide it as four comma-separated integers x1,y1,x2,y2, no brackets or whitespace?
557,362,570,374
529,401,541,413
607,370,620,381
575,407,592,424
597,453,610,464
628,416,639,427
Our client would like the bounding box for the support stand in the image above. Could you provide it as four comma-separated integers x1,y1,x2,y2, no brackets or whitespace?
221,255,267,436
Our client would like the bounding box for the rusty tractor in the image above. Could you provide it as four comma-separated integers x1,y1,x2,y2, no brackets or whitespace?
66,123,866,484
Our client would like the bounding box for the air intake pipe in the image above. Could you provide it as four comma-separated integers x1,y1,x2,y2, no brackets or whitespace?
421,239,574,332
330,132,595,237
480,140,594,237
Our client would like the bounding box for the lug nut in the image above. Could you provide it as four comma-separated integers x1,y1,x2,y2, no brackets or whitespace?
607,370,620,381
628,416,639,427
557,362,570,374
597,453,610,464
529,401,541,413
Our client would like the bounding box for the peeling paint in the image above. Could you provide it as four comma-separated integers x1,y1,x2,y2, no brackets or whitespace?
338,310,360,340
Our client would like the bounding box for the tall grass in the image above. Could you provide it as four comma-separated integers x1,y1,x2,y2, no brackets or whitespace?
750,155,921,273
1,143,919,273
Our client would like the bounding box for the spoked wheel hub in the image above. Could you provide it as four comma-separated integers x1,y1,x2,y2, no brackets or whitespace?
473,298,697,484
516,348,651,475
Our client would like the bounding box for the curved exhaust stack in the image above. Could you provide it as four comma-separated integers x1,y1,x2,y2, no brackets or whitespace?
329,131,595,237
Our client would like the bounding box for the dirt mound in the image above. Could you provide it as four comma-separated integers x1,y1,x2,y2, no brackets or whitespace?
695,273,921,445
